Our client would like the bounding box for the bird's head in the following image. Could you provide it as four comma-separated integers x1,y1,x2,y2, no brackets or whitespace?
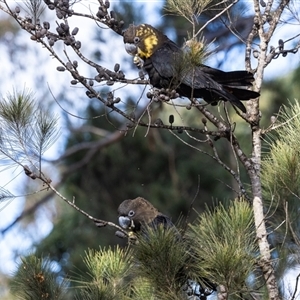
123,24,167,60
117,197,159,232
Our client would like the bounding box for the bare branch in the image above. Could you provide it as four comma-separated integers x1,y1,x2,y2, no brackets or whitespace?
20,164,129,236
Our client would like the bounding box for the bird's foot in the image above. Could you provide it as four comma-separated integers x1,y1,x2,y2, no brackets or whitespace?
133,55,144,68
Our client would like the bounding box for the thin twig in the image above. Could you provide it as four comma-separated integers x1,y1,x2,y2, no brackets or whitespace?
291,273,300,300
44,180,128,236
183,175,200,235
194,0,238,37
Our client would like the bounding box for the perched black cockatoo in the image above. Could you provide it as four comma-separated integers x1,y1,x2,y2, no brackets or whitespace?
117,197,173,233
117,197,216,300
123,23,260,113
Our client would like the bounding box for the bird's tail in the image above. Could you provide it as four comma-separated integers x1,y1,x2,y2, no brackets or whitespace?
214,70,255,86
226,87,260,100
211,86,259,113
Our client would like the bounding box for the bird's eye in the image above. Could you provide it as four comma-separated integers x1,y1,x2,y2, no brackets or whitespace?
133,36,140,44
128,210,135,217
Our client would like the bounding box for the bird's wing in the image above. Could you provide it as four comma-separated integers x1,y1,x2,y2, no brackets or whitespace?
150,213,174,229
142,38,249,112
181,66,222,90
148,43,228,93
143,40,182,89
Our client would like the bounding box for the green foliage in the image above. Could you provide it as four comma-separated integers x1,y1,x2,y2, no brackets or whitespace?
11,255,68,300
75,237,190,300
13,202,260,299
76,246,133,300
133,226,190,299
74,202,258,299
0,90,33,127
262,101,300,245
183,37,212,66
166,0,213,21
263,101,300,195
0,89,59,167
130,277,156,300
187,200,257,294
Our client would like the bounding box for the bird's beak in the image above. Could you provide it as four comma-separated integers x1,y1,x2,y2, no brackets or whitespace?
118,216,133,229
124,43,137,56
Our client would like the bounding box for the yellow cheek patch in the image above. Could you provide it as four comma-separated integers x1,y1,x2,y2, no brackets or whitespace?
137,35,158,59
135,24,158,59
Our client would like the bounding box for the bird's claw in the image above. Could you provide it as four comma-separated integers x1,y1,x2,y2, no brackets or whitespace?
128,231,138,245
133,55,144,68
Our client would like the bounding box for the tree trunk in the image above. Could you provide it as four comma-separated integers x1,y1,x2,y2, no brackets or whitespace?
250,127,280,299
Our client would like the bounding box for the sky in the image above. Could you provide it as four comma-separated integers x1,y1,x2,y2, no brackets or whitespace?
0,0,300,298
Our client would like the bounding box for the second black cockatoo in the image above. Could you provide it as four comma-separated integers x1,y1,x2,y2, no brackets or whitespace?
117,197,216,300
118,196,174,232
123,23,260,113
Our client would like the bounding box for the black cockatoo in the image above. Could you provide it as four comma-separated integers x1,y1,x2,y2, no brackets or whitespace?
123,23,260,113
118,196,174,233
117,197,216,300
